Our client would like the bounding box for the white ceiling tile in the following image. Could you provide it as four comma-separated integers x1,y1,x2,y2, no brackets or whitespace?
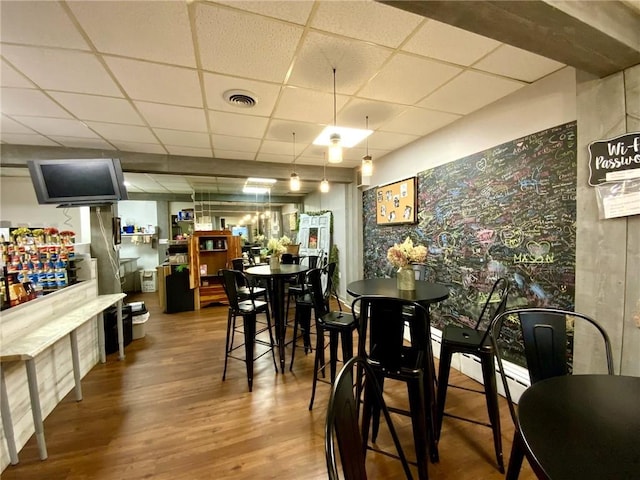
47,92,144,125
12,116,100,138
287,31,392,94
259,139,294,156
473,44,566,82
195,3,303,82
203,73,280,117
1,46,122,96
419,70,524,115
67,1,196,67
209,111,268,138
1,115,36,134
368,131,419,151
403,20,501,67
338,98,407,130
311,0,423,48
85,121,158,143
341,147,390,162
47,136,116,150
213,149,256,161
1,60,35,88
213,1,313,24
111,141,166,155
274,86,348,124
359,53,462,104
0,1,90,49
0,133,60,147
104,57,202,107
381,107,461,136
211,135,261,153
1,88,72,118
165,145,213,158
265,119,323,144
255,152,292,163
154,129,211,148
135,102,208,132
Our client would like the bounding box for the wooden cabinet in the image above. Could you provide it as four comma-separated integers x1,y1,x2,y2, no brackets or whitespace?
188,230,241,309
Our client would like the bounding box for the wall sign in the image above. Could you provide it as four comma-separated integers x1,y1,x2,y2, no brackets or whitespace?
376,177,417,225
588,132,640,186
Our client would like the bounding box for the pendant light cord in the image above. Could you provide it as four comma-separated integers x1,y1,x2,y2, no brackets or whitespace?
333,68,337,127
292,132,296,173
366,115,369,155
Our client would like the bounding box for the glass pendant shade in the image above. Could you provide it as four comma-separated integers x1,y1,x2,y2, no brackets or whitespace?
290,172,300,191
328,134,342,163
320,178,330,193
362,155,373,176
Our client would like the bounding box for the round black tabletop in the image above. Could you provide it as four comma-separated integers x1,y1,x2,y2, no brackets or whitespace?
346,278,449,304
518,374,640,479
245,264,308,278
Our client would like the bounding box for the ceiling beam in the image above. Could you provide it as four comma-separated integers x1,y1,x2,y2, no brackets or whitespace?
0,145,355,184
378,0,640,78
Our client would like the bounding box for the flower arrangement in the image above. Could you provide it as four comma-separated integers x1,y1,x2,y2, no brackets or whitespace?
387,237,427,268
266,237,286,256
255,234,266,246
279,235,292,246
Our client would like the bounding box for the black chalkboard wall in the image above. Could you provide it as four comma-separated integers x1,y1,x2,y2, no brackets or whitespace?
363,121,577,334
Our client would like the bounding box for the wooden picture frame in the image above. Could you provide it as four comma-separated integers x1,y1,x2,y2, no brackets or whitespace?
376,177,417,225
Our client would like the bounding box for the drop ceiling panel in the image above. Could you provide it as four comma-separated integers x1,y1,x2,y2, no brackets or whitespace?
0,88,72,118
68,1,196,67
154,129,211,149
104,57,202,108
473,44,566,82
259,139,295,156
47,92,144,125
209,111,269,138
1,116,35,134
195,3,303,83
274,86,348,124
419,70,524,115
111,141,166,155
47,136,115,150
381,107,461,136
287,31,392,94
1,46,122,96
265,119,323,144
211,134,261,153
0,133,59,147
135,102,208,132
214,149,257,161
203,73,281,117
403,19,501,67
368,130,420,151
0,1,90,50
213,0,313,25
12,116,100,138
358,53,462,105
311,0,424,48
337,98,407,130
165,145,213,158
1,61,34,88
255,152,292,163
85,122,157,143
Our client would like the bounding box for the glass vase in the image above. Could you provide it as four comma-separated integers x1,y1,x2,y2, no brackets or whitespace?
269,254,281,271
397,265,415,291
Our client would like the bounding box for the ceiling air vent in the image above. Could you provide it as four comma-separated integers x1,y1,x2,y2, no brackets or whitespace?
223,90,257,108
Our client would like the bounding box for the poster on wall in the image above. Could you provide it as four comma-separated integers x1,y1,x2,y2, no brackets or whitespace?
376,177,417,225
587,131,640,186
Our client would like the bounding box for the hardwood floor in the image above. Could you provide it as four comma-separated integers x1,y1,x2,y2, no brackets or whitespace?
2,292,536,479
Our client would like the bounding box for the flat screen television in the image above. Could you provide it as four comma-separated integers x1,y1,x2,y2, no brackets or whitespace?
27,158,128,207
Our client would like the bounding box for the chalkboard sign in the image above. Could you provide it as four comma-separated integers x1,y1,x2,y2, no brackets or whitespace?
363,122,577,366
588,131,640,185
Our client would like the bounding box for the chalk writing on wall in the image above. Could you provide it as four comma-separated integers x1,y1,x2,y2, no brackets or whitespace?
363,122,577,345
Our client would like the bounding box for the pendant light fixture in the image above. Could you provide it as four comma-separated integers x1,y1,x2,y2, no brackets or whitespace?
361,115,373,177
327,68,342,164
290,132,300,192
320,154,330,193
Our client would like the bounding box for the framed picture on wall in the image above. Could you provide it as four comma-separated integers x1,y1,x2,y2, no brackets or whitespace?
376,177,417,225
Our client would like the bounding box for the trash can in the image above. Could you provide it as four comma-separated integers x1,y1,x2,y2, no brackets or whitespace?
139,270,157,293
104,304,133,354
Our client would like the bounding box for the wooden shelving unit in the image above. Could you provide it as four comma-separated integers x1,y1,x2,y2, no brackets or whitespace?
189,230,240,309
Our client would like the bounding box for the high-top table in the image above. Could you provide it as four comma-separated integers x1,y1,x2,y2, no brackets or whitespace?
516,374,640,479
347,278,449,308
245,264,309,373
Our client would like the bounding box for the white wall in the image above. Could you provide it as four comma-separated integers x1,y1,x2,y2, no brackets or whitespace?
0,177,90,243
118,200,159,270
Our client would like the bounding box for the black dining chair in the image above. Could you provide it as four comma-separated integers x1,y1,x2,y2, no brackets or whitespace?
307,265,357,410
490,307,614,480
325,356,414,480
229,257,268,302
352,295,439,480
435,277,509,472
220,269,278,392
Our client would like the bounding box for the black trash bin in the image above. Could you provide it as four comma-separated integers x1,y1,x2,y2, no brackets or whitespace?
104,304,133,354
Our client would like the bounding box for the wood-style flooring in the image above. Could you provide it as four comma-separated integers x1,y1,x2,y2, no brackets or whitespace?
2,292,536,479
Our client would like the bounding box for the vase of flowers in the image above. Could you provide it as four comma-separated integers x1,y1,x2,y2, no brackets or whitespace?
266,237,286,270
387,237,428,291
